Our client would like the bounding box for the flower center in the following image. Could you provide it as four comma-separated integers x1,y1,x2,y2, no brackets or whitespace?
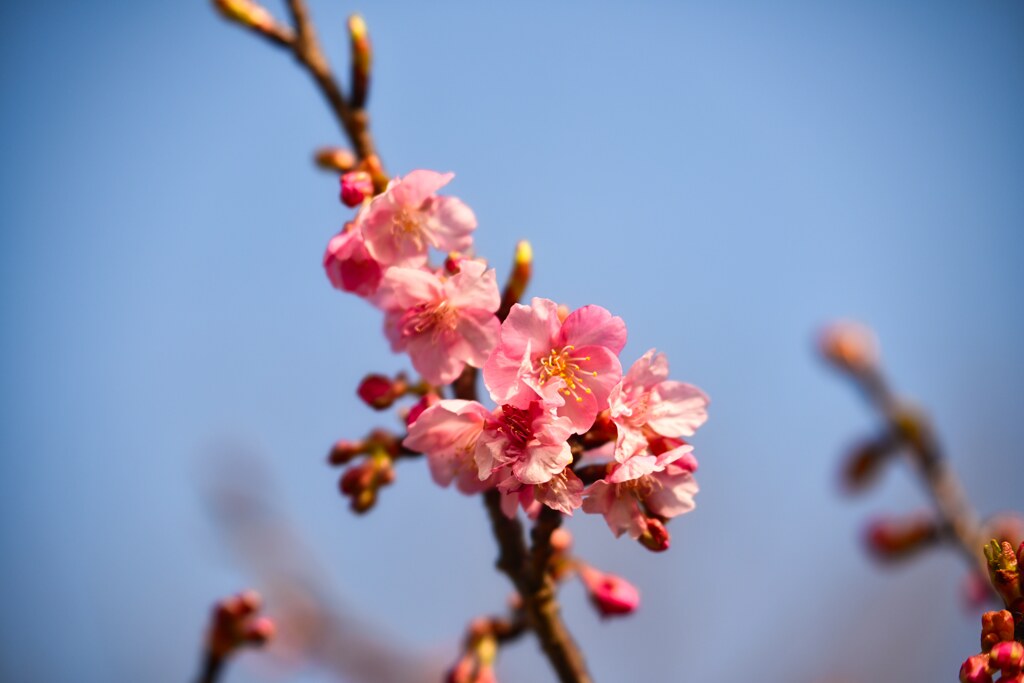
538,345,598,403
400,301,458,339
390,208,430,250
498,405,532,448
619,475,659,500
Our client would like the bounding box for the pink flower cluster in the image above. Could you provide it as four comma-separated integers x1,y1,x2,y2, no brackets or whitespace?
325,170,709,544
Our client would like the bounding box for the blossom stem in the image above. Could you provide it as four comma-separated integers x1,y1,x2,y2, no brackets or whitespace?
482,489,593,683
214,0,388,191
196,652,224,683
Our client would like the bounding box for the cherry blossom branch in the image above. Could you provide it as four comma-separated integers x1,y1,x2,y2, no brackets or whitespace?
820,323,988,578
212,0,387,190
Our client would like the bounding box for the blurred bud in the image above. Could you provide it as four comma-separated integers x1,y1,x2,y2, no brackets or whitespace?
314,147,357,172
960,655,993,683
578,565,640,618
406,393,440,427
357,373,404,409
990,641,1024,674
340,171,374,207
982,611,1016,652
819,321,878,375
445,252,466,274
840,435,897,493
348,14,372,109
360,154,387,192
206,590,275,660
556,304,570,324
328,439,365,466
339,454,395,514
498,241,532,319
549,528,573,553
863,514,940,563
213,0,277,32
638,517,671,553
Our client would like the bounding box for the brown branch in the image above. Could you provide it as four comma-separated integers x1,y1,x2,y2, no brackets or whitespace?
215,0,387,191
852,366,988,578
482,490,592,683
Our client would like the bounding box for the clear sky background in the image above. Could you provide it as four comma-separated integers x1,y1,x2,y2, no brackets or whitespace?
1,1,1022,681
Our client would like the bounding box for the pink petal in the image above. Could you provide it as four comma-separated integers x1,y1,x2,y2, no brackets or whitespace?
558,305,627,354
406,333,464,385
644,466,699,519
422,195,476,253
607,457,659,484
360,202,429,268
623,349,669,393
378,267,442,309
452,311,500,368
534,469,583,515
445,261,499,312
513,442,572,485
647,381,709,437
389,170,454,208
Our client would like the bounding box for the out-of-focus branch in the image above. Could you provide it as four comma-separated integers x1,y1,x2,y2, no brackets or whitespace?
821,322,987,578
203,450,443,683
213,0,388,191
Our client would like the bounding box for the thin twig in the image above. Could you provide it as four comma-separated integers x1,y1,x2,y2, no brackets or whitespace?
855,367,987,578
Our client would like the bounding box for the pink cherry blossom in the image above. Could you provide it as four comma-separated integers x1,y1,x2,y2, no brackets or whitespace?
379,259,500,386
495,465,584,517
323,225,383,297
582,460,699,539
609,349,709,462
359,170,476,267
403,399,492,495
475,402,575,487
482,298,626,433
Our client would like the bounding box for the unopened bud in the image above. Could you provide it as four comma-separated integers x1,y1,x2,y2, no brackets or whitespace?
990,641,1024,674
840,435,897,493
314,147,357,172
246,616,276,645
819,321,878,375
348,14,372,109
357,373,403,409
549,528,573,553
213,0,276,32
328,439,365,465
578,565,640,618
444,252,466,274
864,514,939,562
981,611,1016,652
985,539,1022,606
340,171,374,207
497,240,532,320
638,517,671,553
960,655,993,683
339,454,395,514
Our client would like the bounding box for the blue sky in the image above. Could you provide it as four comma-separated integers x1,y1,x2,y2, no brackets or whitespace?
1,1,1022,681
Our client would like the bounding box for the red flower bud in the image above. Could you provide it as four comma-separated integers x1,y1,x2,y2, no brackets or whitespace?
328,439,364,466
638,517,670,553
990,641,1024,674
358,373,398,409
981,611,1016,652
339,171,373,207
960,654,993,683
863,514,939,563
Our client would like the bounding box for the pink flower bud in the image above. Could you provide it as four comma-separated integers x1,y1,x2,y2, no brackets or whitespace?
549,528,573,553
358,373,398,409
990,641,1024,674
314,147,357,172
406,393,440,427
819,321,878,374
960,655,993,683
578,565,640,618
245,616,276,645
444,252,465,274
638,517,671,552
339,171,374,207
